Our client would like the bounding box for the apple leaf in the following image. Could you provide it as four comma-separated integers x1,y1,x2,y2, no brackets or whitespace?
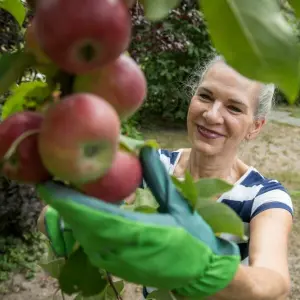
119,134,159,153
172,173,244,238
74,293,105,300
171,174,233,207
140,0,181,21
200,0,300,103
59,247,107,297
134,188,159,210
289,0,300,18
1,81,50,120
39,258,65,279
146,290,185,300
171,172,199,206
0,0,26,27
121,188,159,213
194,178,233,203
74,292,106,300
0,51,35,96
74,280,124,300
196,201,246,239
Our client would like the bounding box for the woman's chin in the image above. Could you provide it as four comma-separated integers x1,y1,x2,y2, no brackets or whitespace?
192,140,221,156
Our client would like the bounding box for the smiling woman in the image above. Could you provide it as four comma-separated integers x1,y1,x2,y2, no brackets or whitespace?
140,55,294,299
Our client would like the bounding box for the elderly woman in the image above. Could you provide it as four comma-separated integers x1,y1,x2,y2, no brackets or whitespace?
37,55,293,300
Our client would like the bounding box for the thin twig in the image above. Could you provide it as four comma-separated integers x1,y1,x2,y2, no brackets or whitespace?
61,290,66,300
106,272,123,300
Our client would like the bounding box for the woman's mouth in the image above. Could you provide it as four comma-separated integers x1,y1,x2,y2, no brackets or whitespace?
196,125,225,139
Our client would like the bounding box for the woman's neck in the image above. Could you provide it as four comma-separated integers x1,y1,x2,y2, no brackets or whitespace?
179,148,244,184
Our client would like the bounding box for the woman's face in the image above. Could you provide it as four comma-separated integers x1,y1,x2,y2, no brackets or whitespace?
187,61,265,157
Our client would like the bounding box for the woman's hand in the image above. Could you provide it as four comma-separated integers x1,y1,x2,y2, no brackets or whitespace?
36,146,241,298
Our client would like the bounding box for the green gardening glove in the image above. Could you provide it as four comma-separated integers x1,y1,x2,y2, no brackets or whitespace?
37,146,241,298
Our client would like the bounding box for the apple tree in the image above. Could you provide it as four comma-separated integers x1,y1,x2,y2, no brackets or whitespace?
0,0,300,299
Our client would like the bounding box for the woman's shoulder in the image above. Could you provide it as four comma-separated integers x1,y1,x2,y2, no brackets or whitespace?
228,166,293,220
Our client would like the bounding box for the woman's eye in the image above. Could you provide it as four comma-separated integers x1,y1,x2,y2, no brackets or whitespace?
199,94,211,100
228,106,242,113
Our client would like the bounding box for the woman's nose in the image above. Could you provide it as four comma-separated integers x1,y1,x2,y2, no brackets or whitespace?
203,101,224,124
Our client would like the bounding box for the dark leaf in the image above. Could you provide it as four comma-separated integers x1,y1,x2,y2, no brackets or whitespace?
0,51,35,96
59,247,107,297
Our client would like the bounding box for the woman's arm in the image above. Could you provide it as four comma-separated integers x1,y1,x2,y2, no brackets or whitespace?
207,208,292,300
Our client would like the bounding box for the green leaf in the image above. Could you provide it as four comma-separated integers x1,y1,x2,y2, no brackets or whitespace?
196,201,246,239
74,292,106,300
0,51,35,96
146,290,184,300
0,0,26,27
171,174,244,238
121,188,159,214
194,178,233,202
2,81,50,120
200,0,300,103
289,0,300,19
134,188,159,209
140,0,181,21
59,247,107,297
119,134,159,153
171,172,199,207
39,258,65,279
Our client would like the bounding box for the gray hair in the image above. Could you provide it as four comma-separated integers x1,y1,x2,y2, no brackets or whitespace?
188,55,275,119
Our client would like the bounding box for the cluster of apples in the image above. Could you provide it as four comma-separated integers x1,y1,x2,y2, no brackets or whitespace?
0,0,146,203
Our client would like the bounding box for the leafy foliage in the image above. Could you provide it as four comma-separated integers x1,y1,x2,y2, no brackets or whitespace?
129,1,215,123
0,0,26,27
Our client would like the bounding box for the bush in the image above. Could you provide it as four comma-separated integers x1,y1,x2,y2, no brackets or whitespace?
129,1,215,124
0,176,44,237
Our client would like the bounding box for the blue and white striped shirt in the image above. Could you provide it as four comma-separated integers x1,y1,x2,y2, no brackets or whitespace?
142,148,293,298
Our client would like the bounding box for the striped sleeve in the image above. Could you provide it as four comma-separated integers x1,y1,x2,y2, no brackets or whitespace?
250,180,294,219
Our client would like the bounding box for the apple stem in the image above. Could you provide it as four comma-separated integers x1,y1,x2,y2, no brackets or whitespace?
106,271,123,300
3,129,40,162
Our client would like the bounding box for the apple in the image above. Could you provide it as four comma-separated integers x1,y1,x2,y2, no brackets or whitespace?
0,112,50,183
73,54,147,120
25,19,51,65
38,93,121,184
78,150,142,203
34,0,132,74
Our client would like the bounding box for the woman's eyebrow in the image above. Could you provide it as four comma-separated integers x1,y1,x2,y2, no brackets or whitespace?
198,87,248,108
198,87,213,95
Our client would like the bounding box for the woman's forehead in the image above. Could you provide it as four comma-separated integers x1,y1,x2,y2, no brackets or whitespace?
200,61,262,99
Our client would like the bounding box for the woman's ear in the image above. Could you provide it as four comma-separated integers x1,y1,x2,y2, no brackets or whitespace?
245,118,266,141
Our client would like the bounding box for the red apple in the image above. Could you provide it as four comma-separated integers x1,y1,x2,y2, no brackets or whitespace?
79,150,142,203
38,93,121,184
0,112,50,183
34,0,132,74
73,54,147,120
